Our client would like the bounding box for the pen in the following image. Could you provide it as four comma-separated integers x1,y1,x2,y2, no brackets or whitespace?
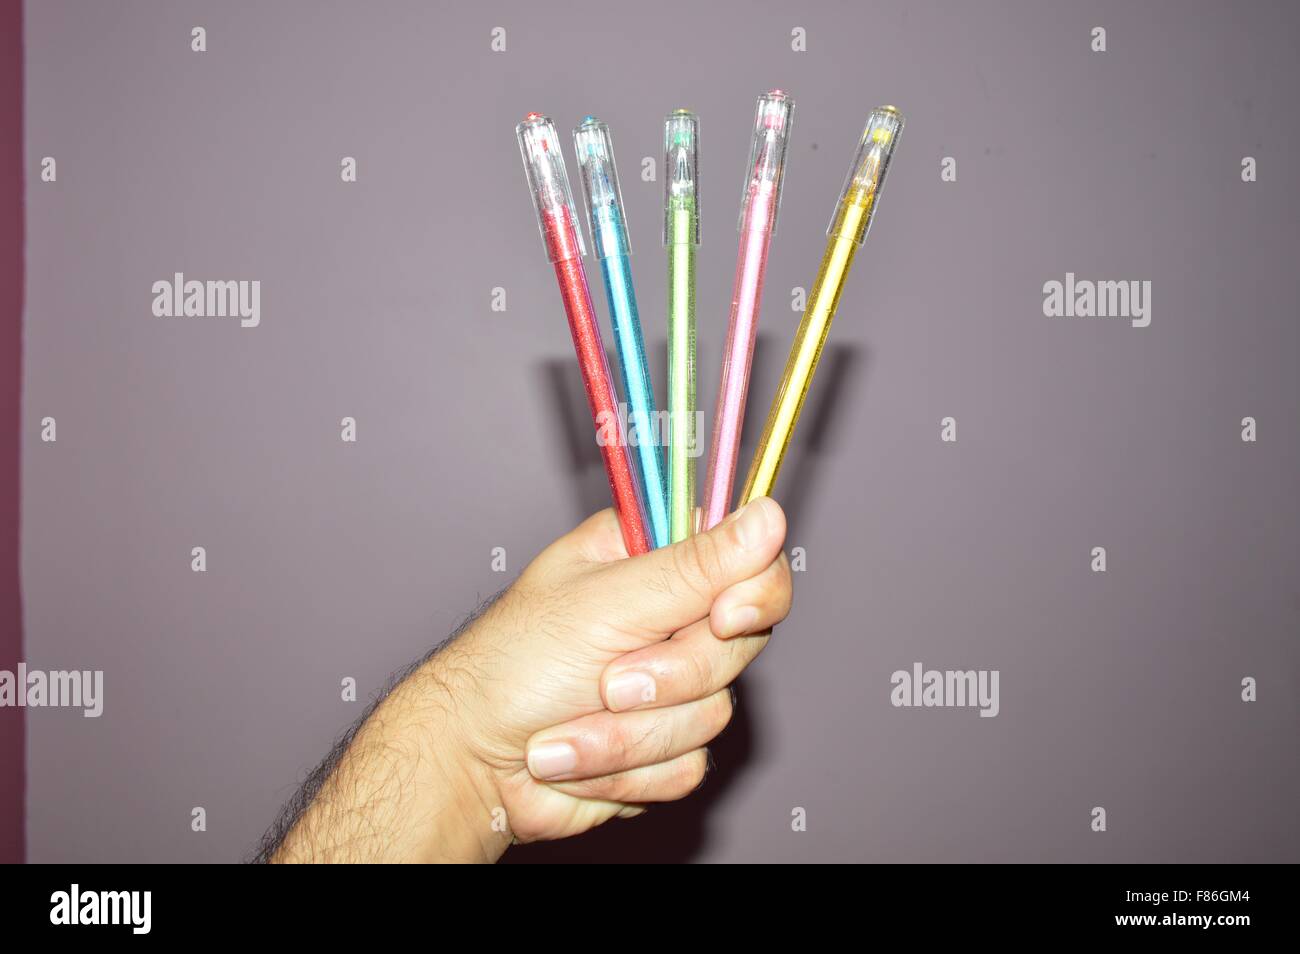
517,113,651,556
701,90,794,529
738,106,903,505
664,109,700,541
574,117,670,548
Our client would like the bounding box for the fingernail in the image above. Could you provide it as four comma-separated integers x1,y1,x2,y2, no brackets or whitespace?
718,604,760,637
527,741,577,781
734,498,774,551
606,671,657,710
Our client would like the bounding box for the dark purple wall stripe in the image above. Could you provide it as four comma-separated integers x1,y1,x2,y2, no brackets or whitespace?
0,0,25,864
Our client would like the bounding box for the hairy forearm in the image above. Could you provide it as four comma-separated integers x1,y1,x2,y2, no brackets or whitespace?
255,598,512,865
271,659,507,863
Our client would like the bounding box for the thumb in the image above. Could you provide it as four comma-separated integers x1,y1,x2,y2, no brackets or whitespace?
593,496,786,636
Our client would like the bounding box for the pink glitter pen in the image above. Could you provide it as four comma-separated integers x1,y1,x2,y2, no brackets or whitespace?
702,90,795,529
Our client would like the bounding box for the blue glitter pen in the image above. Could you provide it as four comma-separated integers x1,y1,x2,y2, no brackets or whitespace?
574,117,670,548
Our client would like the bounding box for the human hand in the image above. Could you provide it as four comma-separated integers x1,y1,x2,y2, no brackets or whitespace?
268,496,791,863
445,495,791,848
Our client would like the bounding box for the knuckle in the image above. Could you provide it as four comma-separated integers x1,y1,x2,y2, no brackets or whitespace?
680,750,709,795
617,713,675,765
608,718,638,758
649,714,677,763
657,753,705,801
620,770,657,803
773,576,794,621
710,688,735,734
683,645,718,698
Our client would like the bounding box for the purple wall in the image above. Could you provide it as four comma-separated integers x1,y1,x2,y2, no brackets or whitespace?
18,1,1300,863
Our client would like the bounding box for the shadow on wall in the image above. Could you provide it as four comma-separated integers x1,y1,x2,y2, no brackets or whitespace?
515,344,865,862
536,342,867,529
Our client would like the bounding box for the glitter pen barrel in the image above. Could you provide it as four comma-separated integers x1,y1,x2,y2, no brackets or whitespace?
739,106,903,506
574,117,670,548
701,90,794,529
517,113,651,556
664,110,700,542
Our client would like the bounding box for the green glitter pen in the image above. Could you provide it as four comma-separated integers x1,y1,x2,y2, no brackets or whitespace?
664,110,700,541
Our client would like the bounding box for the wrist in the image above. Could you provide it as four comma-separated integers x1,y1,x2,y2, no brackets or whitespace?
394,647,513,863
274,641,511,863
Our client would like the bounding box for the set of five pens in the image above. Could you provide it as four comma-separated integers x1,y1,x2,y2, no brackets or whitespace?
517,93,902,555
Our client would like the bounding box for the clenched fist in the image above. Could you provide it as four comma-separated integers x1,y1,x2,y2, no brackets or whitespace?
267,497,792,863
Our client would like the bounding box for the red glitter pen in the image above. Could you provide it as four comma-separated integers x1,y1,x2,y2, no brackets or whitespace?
517,113,651,555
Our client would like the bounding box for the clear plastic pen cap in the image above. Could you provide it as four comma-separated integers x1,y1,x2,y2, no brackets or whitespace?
573,117,632,260
828,105,904,245
663,109,700,246
738,90,794,233
517,113,586,262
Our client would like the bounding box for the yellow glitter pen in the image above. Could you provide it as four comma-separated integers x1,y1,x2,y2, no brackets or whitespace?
738,106,903,505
